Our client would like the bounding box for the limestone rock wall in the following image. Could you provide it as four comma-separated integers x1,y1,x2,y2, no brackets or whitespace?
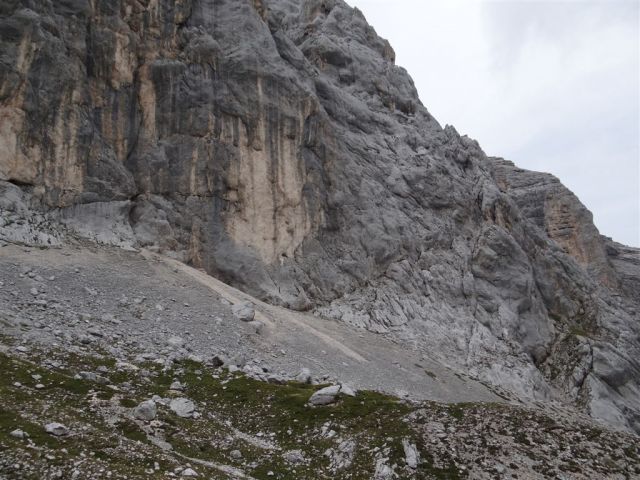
0,0,326,297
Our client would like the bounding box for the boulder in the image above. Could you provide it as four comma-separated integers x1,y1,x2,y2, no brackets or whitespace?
45,423,69,436
232,302,255,322
247,320,264,334
10,429,26,439
309,385,342,406
170,398,196,418
295,368,312,384
402,438,420,469
133,400,157,422
283,449,306,465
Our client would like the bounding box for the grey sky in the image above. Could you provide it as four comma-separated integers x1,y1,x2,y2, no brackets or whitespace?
347,0,640,247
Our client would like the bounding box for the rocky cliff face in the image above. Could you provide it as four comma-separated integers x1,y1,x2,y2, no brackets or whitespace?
1,0,639,433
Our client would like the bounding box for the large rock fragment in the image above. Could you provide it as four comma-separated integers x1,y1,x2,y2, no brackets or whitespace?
308,384,357,406
309,385,342,406
232,302,255,322
45,423,69,436
133,400,157,422
325,439,357,471
402,438,420,469
170,398,196,418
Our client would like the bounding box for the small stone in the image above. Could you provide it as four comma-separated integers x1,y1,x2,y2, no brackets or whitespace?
167,336,184,348
230,450,243,459
15,346,28,353
283,449,306,464
247,320,264,334
374,459,395,480
149,436,173,451
170,381,185,391
35,383,45,390
45,423,69,436
87,328,103,338
267,374,286,385
78,372,98,382
181,468,198,477
10,429,26,439
209,355,225,367
295,368,312,384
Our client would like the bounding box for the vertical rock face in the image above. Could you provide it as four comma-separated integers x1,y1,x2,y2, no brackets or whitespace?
1,0,639,433
0,0,326,296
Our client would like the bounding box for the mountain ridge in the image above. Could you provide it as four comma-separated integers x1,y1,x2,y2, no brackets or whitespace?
0,0,639,436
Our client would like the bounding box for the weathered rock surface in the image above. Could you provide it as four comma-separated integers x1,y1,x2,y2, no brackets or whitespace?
0,0,638,434
170,398,196,418
232,302,256,322
133,400,157,422
308,385,341,406
325,439,356,472
9,429,25,439
44,422,69,437
402,438,419,469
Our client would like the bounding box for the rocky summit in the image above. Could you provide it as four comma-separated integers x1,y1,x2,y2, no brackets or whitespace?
0,0,639,478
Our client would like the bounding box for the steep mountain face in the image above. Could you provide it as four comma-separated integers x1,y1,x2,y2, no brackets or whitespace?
1,0,638,433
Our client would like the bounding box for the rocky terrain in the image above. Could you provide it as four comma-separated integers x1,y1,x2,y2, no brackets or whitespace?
0,240,503,404
1,333,638,479
1,0,639,477
0,241,638,479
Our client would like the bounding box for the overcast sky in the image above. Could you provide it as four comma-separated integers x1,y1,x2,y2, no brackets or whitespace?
347,0,639,247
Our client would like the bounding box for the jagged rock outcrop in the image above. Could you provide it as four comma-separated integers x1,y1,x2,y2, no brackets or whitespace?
489,157,619,288
1,0,638,433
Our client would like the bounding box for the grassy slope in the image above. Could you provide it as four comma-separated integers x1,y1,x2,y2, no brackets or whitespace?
0,341,638,480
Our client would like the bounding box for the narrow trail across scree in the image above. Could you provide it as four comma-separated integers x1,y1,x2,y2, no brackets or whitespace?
1,243,503,404
150,250,368,364
140,249,502,404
